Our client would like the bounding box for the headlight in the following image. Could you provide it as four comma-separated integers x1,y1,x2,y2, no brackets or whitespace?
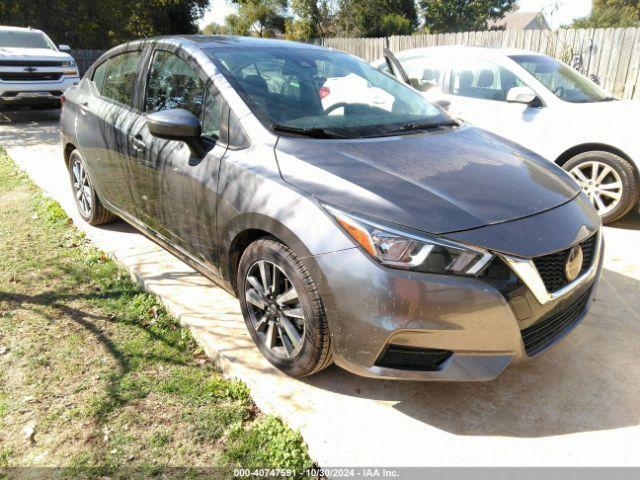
325,205,493,276
61,59,76,68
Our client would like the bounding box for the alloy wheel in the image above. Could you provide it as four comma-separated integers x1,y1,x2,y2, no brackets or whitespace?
71,158,92,217
244,260,305,359
570,160,623,216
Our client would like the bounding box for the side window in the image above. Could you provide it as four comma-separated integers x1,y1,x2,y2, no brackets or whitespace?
101,51,141,106
92,61,108,93
450,58,525,101
145,50,205,117
202,89,221,139
399,55,443,92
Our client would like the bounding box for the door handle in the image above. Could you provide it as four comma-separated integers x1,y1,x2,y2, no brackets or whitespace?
131,136,146,153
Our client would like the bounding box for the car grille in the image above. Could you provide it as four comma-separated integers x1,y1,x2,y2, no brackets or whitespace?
521,286,592,357
532,234,597,293
0,72,63,82
0,60,65,67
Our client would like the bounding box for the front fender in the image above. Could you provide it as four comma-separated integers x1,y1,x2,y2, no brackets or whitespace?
216,146,354,289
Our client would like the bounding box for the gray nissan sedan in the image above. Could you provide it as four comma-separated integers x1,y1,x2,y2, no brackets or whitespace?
59,36,603,381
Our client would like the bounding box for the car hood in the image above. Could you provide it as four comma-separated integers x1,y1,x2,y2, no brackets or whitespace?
0,47,72,61
275,125,580,234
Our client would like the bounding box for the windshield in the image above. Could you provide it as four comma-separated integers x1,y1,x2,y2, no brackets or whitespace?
0,30,55,50
510,54,611,103
207,46,452,138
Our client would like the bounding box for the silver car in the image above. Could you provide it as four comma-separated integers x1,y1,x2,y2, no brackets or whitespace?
60,36,603,381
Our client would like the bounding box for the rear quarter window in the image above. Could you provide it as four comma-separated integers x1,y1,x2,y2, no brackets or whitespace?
100,51,142,106
92,61,108,93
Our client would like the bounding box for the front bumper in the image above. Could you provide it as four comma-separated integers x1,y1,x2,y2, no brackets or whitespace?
0,75,79,107
308,202,603,381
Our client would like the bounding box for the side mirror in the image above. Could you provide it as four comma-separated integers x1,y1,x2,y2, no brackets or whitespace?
506,86,538,106
58,44,71,52
146,108,208,158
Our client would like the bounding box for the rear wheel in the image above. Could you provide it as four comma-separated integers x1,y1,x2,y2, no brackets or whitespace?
564,151,639,224
68,150,116,225
238,238,332,377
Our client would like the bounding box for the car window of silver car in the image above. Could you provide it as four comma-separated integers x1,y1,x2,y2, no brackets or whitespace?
202,89,222,139
146,51,205,116
450,58,527,102
510,55,612,103
92,60,108,93
207,47,451,138
100,51,143,107
145,50,222,140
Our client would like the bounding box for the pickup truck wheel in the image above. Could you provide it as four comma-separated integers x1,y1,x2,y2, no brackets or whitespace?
564,151,640,224
68,150,116,225
238,237,333,377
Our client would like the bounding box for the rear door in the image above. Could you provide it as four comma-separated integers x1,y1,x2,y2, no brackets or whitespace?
129,48,228,273
75,50,143,213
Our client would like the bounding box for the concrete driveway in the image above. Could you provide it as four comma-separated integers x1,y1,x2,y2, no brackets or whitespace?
1,109,639,467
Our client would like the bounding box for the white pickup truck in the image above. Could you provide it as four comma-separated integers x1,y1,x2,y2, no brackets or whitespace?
0,26,79,110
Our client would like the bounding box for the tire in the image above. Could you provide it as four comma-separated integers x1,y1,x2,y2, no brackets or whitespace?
563,150,640,224
238,237,333,377
68,150,116,226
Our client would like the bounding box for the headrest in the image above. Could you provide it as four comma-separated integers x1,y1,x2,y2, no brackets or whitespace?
242,74,268,96
477,69,494,88
458,70,474,89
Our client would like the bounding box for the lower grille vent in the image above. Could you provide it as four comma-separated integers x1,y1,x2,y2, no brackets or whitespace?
521,287,592,357
375,345,452,371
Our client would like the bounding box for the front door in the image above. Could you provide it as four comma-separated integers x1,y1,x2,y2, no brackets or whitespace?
128,49,227,273
443,57,549,156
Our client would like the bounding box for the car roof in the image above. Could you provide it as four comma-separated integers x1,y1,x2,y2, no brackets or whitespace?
0,25,45,34
125,35,328,52
394,45,543,59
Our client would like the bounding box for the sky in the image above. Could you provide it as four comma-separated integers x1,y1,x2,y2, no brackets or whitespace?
198,0,593,29
518,0,592,28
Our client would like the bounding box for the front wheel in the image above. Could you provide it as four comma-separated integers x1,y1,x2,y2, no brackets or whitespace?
564,151,640,224
237,238,332,377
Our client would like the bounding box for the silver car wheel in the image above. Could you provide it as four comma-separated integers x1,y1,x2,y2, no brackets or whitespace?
71,158,92,217
244,260,305,359
570,160,623,216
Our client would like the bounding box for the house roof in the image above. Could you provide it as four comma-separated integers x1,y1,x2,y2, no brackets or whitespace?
489,11,550,30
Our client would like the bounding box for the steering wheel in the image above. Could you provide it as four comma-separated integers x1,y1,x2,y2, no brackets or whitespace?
552,86,566,98
324,102,349,115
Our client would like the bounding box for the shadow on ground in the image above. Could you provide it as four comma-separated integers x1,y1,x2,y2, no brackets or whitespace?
0,109,61,147
305,266,640,438
610,209,640,230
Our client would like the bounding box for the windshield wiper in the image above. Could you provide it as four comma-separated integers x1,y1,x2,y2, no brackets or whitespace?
363,119,459,138
272,124,348,139
394,120,460,132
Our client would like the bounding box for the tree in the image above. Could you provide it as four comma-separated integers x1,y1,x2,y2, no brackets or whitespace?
338,0,417,37
201,22,233,34
228,0,288,37
572,0,640,28
287,0,336,39
0,0,210,49
380,13,414,35
419,0,517,33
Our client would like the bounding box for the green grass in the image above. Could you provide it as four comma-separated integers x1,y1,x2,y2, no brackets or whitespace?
0,147,314,477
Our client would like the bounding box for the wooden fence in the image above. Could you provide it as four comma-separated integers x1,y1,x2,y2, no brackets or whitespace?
319,28,640,100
